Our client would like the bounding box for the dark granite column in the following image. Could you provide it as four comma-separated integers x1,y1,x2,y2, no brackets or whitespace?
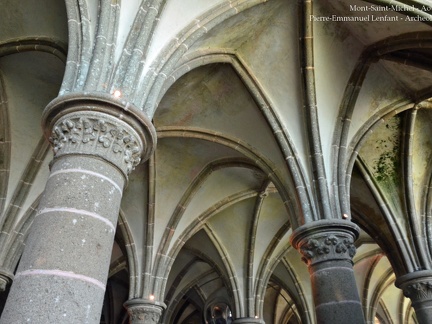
396,270,432,324
0,94,156,324
124,298,166,324
291,220,365,324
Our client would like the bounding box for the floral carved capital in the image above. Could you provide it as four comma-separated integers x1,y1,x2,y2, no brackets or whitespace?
124,300,165,324
128,308,161,324
290,220,359,267
298,234,356,265
49,113,142,175
396,271,432,307
42,93,157,177
402,281,432,303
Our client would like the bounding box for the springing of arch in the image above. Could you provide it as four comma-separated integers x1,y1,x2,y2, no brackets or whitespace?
61,0,167,95
350,100,432,275
112,0,167,96
139,0,271,113
298,0,332,221
61,0,279,113
61,0,93,93
353,157,414,274
335,31,432,219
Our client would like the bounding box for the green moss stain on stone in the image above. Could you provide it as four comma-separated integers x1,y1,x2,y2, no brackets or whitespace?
372,116,401,184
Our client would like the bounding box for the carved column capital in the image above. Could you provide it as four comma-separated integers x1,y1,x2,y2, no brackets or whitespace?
396,270,432,304
124,298,166,324
290,220,359,266
42,92,157,177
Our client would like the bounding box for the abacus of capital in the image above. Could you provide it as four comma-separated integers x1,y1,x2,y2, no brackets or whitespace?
0,93,156,324
290,219,366,324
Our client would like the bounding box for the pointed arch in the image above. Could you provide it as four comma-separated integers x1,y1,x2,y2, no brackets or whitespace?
334,32,432,217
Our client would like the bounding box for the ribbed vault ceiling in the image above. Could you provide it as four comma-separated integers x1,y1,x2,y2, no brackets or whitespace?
1,0,432,323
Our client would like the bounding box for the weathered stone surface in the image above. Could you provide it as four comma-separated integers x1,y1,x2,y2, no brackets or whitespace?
1,274,104,323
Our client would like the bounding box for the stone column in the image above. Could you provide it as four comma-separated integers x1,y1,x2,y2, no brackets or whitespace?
290,220,365,324
0,93,156,324
124,298,165,324
395,270,432,324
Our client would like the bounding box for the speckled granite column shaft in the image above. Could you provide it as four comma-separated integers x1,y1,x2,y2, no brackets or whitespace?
291,220,365,324
124,298,166,324
1,155,125,323
396,270,432,324
0,94,156,324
